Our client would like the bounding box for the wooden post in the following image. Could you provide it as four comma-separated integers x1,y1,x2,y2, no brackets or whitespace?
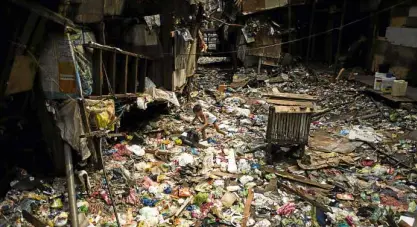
108,52,116,94
128,57,138,93
334,0,347,75
92,49,103,96
119,55,128,93
287,0,292,54
138,59,147,93
367,12,378,71
257,57,262,73
161,11,174,90
306,0,316,65
17,13,39,54
325,14,334,65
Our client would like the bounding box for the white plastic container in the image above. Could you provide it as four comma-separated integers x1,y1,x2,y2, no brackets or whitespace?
374,72,386,91
381,76,396,93
391,80,408,97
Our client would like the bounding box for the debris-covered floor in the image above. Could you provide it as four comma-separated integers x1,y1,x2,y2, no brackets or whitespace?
1,61,417,227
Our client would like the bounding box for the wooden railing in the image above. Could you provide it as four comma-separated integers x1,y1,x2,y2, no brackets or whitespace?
84,42,150,96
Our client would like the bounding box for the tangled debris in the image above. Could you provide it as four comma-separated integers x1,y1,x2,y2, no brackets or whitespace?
1,64,417,227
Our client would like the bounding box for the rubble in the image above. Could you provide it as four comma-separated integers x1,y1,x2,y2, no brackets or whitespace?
1,63,417,227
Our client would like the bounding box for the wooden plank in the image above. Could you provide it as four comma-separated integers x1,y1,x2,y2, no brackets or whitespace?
241,188,254,227
128,57,138,93
366,89,416,103
275,105,315,113
108,52,116,93
87,94,138,99
119,55,129,94
264,167,333,190
92,49,103,96
267,99,314,108
263,93,318,101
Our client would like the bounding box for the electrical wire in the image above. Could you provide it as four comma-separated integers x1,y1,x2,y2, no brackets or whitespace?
185,0,408,56
7,0,407,64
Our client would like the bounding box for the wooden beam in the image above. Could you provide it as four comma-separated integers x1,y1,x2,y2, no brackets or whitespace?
119,55,129,94
306,0,316,64
138,59,147,93
128,57,138,93
16,12,39,55
262,93,318,101
334,0,347,75
84,42,152,60
241,188,254,227
108,52,116,94
28,17,47,50
87,94,138,99
288,0,292,54
8,0,75,27
264,167,333,190
77,99,99,168
92,49,103,96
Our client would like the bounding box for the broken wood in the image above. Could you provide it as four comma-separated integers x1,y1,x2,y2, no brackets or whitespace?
174,196,193,217
366,142,412,169
356,112,380,121
22,210,48,227
312,98,358,118
244,143,268,153
263,93,318,101
276,181,331,213
211,171,240,178
267,99,314,108
241,188,254,227
264,168,333,190
145,149,173,155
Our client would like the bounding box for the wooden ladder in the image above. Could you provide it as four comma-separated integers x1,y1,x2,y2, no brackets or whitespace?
85,42,150,97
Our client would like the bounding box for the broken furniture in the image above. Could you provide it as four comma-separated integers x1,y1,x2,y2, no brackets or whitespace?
265,93,317,159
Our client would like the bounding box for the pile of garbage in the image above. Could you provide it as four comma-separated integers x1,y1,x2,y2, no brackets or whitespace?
1,65,417,227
